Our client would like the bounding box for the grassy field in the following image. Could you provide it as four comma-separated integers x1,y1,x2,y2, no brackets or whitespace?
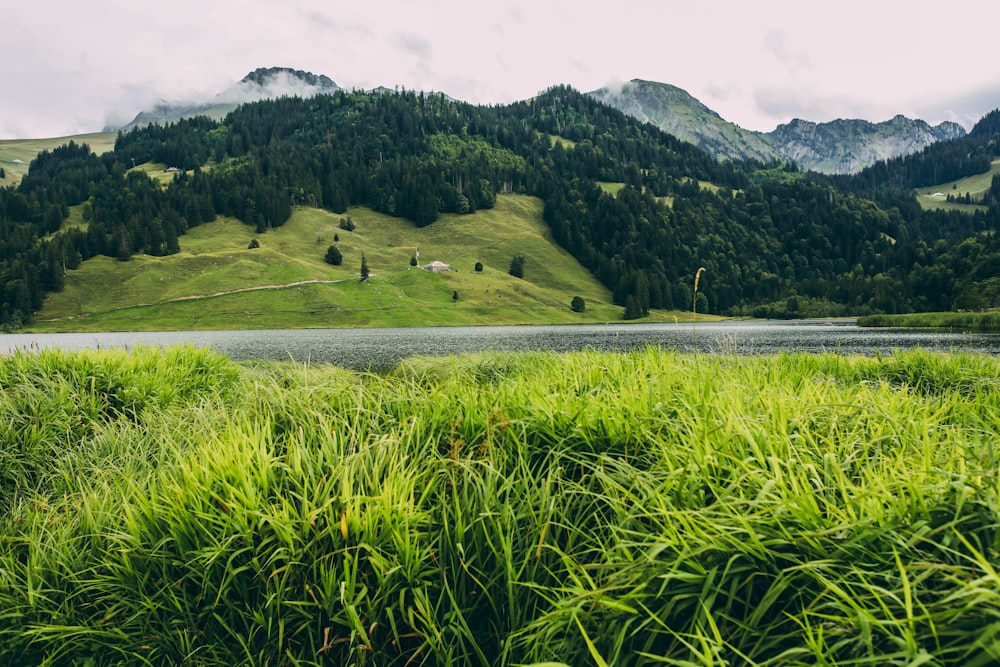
0,132,117,186
915,158,1000,212
858,310,1000,331
30,195,710,331
1,345,999,665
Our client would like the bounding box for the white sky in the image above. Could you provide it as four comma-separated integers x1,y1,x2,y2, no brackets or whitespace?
2,0,998,139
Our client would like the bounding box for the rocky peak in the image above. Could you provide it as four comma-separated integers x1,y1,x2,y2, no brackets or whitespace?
239,67,339,91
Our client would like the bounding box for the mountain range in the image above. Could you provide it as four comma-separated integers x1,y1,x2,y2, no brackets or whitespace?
588,79,966,174
2,70,998,331
110,69,966,175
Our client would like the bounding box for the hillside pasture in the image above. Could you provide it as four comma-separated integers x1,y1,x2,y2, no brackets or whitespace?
30,195,627,331
0,132,116,186
915,157,1000,212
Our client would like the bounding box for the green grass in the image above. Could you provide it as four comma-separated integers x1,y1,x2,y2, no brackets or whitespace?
915,158,1000,212
1,346,1000,665
30,195,707,332
597,181,626,195
858,310,1000,331
0,132,116,186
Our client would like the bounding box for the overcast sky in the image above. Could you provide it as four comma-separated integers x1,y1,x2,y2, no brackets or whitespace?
3,0,999,139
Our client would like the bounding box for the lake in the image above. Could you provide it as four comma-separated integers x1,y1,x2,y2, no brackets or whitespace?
3,321,1000,371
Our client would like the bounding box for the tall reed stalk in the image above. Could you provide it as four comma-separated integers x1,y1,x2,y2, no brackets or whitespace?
692,266,706,347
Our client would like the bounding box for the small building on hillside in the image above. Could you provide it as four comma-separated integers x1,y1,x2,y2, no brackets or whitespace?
422,260,452,273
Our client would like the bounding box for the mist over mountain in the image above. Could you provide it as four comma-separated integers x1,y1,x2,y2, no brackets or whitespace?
110,67,341,132
588,79,968,174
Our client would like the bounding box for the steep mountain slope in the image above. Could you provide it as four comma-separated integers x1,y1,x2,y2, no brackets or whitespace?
588,79,967,174
588,79,779,163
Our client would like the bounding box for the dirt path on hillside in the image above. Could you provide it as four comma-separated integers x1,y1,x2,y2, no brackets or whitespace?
38,277,368,322
162,278,347,302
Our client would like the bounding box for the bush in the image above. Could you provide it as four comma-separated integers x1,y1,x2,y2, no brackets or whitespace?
571,296,585,312
247,238,260,250
324,245,343,266
508,255,525,279
338,217,355,232
474,262,483,273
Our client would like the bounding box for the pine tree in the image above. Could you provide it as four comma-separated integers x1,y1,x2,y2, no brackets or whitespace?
360,253,369,281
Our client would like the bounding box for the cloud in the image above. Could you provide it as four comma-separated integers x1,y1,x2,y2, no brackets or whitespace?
391,32,433,60
913,83,1000,130
762,30,814,75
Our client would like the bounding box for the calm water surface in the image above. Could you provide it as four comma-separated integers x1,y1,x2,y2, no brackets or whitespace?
2,321,999,370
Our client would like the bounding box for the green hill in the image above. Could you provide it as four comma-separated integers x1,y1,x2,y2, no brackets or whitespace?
915,157,1000,212
0,132,116,186
28,195,642,331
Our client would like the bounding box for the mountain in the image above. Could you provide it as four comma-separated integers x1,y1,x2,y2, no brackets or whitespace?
2,84,999,331
588,80,780,164
113,67,341,131
766,115,966,175
587,79,967,174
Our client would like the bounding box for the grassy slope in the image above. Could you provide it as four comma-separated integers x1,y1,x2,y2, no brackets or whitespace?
0,132,117,186
30,194,689,331
915,157,1000,212
858,310,1000,331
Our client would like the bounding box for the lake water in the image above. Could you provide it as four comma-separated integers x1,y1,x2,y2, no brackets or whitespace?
2,321,999,371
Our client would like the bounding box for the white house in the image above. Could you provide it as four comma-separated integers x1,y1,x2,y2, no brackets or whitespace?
422,260,452,272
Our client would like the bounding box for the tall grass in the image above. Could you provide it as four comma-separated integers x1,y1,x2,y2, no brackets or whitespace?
858,311,1000,331
1,347,999,664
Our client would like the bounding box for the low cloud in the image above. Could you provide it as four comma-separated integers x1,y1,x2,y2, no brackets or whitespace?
215,69,339,105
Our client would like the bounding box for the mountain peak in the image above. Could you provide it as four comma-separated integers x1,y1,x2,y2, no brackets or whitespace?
588,79,777,163
239,67,339,91
116,67,341,132
589,78,968,174
220,67,340,104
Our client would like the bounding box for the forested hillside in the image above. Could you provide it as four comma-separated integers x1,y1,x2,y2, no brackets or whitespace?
1,87,999,328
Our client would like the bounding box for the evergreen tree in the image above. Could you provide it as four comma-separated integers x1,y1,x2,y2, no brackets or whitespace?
360,253,369,281
508,255,525,279
623,295,644,320
324,245,342,265
571,296,586,312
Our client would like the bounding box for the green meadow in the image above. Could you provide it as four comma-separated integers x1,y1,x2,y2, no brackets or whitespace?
31,195,678,331
9,132,630,333
0,132,117,186
1,345,999,665
915,158,1000,213
858,311,1000,331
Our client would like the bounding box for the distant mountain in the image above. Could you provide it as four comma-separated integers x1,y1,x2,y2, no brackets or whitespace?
588,80,780,164
113,67,341,131
766,115,966,175
587,79,967,174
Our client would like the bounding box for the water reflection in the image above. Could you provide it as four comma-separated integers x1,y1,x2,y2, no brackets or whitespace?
2,321,999,371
